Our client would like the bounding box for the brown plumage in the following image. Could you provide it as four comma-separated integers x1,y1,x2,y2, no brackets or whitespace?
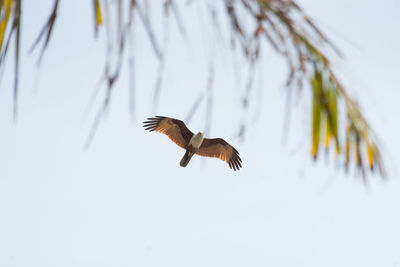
196,138,242,171
143,116,242,171
143,116,193,149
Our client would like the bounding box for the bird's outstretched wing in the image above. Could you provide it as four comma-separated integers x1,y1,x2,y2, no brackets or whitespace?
143,116,194,149
196,138,242,171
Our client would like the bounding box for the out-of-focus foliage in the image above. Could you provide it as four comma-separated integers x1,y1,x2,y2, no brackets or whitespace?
310,68,385,178
0,0,21,120
0,0,386,179
93,0,103,35
29,0,59,65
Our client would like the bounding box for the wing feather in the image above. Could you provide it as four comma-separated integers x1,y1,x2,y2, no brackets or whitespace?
196,138,242,171
143,116,193,149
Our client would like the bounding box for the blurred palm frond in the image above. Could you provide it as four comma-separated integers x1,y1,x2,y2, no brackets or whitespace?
224,0,385,178
0,0,21,120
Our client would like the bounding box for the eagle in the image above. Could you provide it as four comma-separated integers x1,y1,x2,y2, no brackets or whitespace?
143,116,242,171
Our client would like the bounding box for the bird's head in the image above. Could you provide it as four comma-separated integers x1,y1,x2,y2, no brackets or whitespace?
197,131,204,138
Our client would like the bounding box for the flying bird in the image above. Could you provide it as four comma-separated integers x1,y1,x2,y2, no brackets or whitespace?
143,116,242,171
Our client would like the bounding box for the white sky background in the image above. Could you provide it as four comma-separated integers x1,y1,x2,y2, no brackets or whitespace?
0,0,400,266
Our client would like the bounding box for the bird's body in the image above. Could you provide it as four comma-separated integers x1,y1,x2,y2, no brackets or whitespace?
143,116,242,170
180,132,204,167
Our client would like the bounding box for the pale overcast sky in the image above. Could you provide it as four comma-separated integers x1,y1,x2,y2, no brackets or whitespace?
0,0,400,266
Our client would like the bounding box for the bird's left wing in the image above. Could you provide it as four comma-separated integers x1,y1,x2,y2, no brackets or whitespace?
196,138,242,171
143,116,193,149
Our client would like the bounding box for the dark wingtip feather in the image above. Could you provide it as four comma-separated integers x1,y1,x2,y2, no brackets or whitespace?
143,116,165,132
228,148,242,171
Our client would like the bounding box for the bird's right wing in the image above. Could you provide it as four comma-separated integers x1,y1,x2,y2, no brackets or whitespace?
143,116,194,149
196,138,242,171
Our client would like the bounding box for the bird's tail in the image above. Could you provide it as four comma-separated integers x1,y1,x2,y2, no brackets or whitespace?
180,150,194,167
